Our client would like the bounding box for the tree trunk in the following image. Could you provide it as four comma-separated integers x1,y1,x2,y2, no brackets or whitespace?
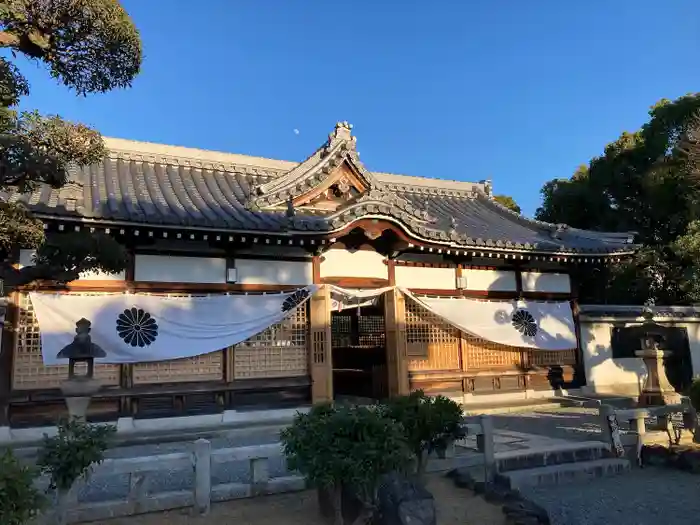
51,489,70,525
333,484,344,525
415,451,428,480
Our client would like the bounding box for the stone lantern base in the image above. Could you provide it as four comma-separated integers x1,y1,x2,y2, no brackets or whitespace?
61,378,103,422
635,349,682,406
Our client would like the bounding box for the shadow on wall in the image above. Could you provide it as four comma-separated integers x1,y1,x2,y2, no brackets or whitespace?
584,337,646,396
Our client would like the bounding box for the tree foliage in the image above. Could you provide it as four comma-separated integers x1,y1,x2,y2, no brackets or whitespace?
280,403,413,525
382,390,465,474
0,449,44,525
536,94,700,304
493,194,521,214
37,418,116,492
0,0,140,292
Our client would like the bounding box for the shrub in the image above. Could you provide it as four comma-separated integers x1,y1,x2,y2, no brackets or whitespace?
689,377,700,412
0,449,44,525
383,390,465,474
280,403,413,525
37,419,116,493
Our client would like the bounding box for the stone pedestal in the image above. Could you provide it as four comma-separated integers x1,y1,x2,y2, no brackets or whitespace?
635,349,681,406
61,377,102,421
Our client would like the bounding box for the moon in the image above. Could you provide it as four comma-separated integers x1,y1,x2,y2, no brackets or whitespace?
293,129,300,135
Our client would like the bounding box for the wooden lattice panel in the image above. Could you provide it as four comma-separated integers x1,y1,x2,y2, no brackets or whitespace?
404,299,460,371
132,292,224,384
529,349,577,366
13,293,120,390
461,333,524,369
358,315,385,348
234,303,308,379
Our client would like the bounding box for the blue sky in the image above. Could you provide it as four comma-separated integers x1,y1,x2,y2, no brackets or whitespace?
14,1,700,216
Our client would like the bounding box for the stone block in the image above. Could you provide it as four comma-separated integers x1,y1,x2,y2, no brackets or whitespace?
377,472,435,525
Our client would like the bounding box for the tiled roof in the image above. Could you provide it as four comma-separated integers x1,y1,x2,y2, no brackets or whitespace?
6,124,636,255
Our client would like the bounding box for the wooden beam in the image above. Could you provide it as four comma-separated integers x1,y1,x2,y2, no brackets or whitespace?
17,281,304,293
309,286,333,403
385,288,409,396
0,292,17,426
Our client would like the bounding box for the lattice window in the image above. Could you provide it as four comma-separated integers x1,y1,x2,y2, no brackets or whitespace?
461,333,524,369
133,292,223,384
529,349,577,366
404,298,460,370
405,298,459,357
358,315,385,348
234,303,308,379
331,314,353,348
13,293,120,390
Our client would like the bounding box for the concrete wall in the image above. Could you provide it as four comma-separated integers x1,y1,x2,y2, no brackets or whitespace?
234,259,312,286
320,249,387,280
579,305,700,396
134,254,227,283
19,249,126,280
394,266,456,289
461,269,517,292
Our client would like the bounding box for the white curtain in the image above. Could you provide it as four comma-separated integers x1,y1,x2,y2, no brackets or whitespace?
30,286,317,365
329,285,393,311
400,289,576,350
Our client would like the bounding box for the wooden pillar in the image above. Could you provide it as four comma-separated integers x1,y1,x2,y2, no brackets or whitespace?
0,292,18,427
309,285,333,403
385,288,409,396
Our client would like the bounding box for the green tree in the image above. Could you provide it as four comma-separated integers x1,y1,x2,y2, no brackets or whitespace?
0,0,141,292
280,403,413,525
383,390,465,476
536,94,700,304
493,194,521,214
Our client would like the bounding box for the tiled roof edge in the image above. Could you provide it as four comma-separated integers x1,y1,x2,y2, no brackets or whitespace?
479,193,636,246
102,137,488,197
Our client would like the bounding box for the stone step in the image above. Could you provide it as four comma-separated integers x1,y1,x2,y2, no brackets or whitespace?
495,457,630,490
495,441,612,472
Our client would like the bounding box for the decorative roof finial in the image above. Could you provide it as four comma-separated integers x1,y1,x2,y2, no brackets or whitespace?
479,179,493,198
324,121,356,156
286,196,295,218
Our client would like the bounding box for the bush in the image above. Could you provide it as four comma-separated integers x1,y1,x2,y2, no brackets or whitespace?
0,449,44,525
280,403,413,524
689,377,700,412
383,390,465,474
37,419,116,492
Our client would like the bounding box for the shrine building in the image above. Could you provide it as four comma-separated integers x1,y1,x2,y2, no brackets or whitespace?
0,122,637,429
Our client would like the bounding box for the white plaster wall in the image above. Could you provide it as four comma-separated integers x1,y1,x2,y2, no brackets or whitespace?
521,272,571,294
235,259,312,285
19,249,126,280
686,322,700,378
580,321,647,396
134,254,226,283
394,266,455,290
320,249,387,280
462,269,517,292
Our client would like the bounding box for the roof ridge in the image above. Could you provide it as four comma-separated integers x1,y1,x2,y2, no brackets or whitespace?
103,136,487,194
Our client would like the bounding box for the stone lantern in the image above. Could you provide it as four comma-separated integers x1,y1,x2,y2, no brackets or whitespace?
57,318,106,421
635,310,681,407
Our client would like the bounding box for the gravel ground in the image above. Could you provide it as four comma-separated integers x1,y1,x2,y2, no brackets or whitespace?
88,473,506,525
521,467,700,525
